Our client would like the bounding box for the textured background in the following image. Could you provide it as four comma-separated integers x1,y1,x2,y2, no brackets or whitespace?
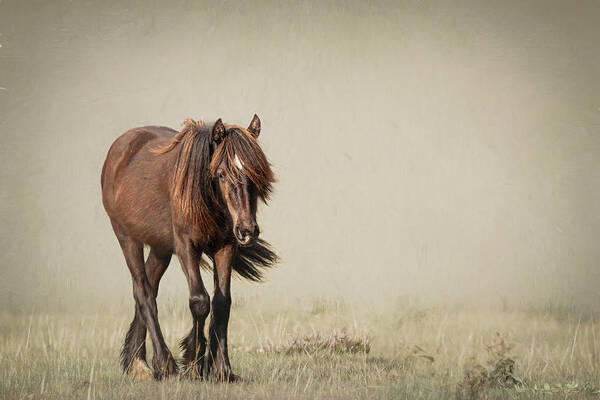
1,0,599,310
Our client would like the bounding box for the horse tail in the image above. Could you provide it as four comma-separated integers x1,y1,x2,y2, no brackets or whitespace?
200,239,278,281
232,239,278,281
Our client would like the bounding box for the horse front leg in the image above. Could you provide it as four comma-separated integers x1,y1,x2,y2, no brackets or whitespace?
177,237,210,379
207,244,238,382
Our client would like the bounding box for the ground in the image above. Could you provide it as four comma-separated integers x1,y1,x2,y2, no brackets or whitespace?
1,297,598,399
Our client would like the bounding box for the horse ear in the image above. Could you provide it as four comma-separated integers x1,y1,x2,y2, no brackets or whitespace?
248,114,261,138
212,118,226,144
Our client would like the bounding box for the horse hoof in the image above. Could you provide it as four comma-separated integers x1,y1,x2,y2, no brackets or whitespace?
180,364,203,380
129,359,153,381
164,357,179,380
153,354,179,380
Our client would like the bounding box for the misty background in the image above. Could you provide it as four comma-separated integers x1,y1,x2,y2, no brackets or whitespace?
1,0,598,312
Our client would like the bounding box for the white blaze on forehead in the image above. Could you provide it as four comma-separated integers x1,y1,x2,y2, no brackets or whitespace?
234,153,244,170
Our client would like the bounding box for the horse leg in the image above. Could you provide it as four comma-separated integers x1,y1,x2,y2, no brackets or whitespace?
207,244,237,382
177,238,210,379
121,305,149,379
116,234,177,380
121,248,171,380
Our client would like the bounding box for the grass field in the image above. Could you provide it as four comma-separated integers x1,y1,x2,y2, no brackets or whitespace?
1,297,599,399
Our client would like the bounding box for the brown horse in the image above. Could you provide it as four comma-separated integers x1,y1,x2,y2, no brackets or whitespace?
101,115,277,381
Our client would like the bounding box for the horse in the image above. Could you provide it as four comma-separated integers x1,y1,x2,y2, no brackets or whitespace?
101,115,277,381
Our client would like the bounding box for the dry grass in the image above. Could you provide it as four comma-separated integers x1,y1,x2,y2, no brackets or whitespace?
1,297,599,399
257,331,373,355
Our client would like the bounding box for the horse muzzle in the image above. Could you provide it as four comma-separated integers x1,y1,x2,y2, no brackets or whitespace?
234,224,259,246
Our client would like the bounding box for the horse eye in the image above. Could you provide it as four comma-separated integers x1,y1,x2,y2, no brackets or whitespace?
217,171,225,180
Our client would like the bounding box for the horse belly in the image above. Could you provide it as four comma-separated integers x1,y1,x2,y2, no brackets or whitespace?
114,181,173,249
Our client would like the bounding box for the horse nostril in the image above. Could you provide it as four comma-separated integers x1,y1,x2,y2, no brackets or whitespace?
235,226,243,239
253,225,260,237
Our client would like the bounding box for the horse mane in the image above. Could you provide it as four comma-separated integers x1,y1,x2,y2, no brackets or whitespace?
153,118,222,240
153,119,206,155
